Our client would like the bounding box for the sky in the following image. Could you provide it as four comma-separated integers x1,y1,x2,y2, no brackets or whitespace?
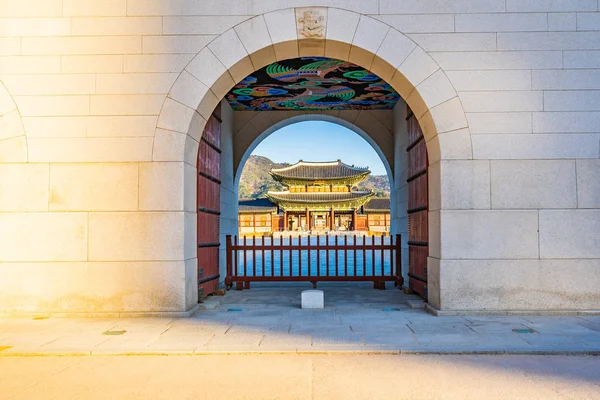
250,121,388,176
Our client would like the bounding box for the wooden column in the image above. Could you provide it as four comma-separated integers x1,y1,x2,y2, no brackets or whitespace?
305,208,310,230
352,209,357,231
252,213,256,233
283,210,287,230
330,209,334,230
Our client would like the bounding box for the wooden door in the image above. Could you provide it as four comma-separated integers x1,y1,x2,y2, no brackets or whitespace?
406,106,429,299
197,105,221,299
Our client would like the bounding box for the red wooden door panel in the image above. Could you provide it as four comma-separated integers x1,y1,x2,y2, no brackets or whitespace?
197,105,221,298
406,106,429,299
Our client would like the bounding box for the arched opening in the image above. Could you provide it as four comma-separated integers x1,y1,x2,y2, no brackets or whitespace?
154,8,473,312
235,120,393,234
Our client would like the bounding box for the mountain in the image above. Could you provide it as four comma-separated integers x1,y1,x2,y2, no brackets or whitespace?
238,155,390,199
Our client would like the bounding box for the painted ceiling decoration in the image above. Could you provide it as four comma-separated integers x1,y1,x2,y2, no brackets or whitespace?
226,57,400,111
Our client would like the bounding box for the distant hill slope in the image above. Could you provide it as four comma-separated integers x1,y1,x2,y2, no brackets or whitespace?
238,155,390,199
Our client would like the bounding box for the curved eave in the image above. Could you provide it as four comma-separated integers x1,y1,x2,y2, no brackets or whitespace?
270,171,370,185
266,192,375,209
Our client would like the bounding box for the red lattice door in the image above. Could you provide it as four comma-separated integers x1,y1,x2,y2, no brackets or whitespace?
406,106,429,299
197,105,221,299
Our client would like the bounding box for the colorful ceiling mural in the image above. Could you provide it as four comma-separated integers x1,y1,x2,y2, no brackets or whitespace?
226,57,400,111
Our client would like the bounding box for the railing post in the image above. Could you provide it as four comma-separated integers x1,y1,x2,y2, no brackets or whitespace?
396,234,403,287
225,234,232,290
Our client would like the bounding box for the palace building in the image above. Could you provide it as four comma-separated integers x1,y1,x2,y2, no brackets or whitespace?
238,160,391,234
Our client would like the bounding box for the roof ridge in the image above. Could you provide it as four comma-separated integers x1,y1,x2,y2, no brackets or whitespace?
270,159,370,173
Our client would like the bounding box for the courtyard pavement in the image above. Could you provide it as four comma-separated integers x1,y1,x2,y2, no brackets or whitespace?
1,284,599,356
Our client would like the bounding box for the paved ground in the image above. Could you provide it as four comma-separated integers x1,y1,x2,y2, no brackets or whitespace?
1,354,600,399
1,284,599,355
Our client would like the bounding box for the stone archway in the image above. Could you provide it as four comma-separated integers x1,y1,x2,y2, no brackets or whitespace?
153,7,473,311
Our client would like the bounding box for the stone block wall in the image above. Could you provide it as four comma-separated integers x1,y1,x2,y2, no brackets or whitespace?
0,0,598,313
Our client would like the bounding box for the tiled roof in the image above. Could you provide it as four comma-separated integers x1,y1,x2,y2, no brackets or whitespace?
238,198,278,212
267,191,373,204
270,160,370,181
364,198,390,212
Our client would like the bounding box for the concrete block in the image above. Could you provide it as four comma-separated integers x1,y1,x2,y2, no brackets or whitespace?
152,129,188,162
0,38,20,56
563,50,600,68
28,137,153,163
250,0,377,14
0,164,49,212
2,74,96,95
459,91,543,112
424,97,469,134
491,160,577,209
440,210,539,259
441,160,491,210
577,159,600,209
408,70,457,119
372,30,416,82
87,116,157,138
0,109,24,140
96,73,177,95
186,48,231,94
90,94,164,116
431,50,563,71
234,16,272,56
208,29,249,72
472,134,600,160
62,0,126,16
372,14,454,34
89,212,186,261
49,163,139,211
498,32,600,51
548,13,576,31
22,36,141,55
62,55,123,73
0,0,62,17
157,98,196,134
0,212,88,262
0,260,189,312
447,70,532,91
394,47,439,98
543,91,600,112
0,17,70,37
408,33,496,52
163,16,248,35
350,15,389,62
380,0,505,13
533,69,600,90
124,54,194,73
264,9,297,44
15,95,89,117
71,17,161,35
0,136,27,162
436,128,473,160
440,259,600,311
139,162,185,211
455,13,547,32
539,210,600,259
506,0,597,12
142,35,216,54
533,111,600,133
325,8,360,45
301,290,324,309
168,71,208,111
0,55,61,74
467,112,532,134
127,0,249,16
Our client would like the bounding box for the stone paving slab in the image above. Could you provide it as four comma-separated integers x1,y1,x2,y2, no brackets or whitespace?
1,285,599,356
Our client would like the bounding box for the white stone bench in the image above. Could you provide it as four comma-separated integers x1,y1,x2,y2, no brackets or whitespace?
301,289,324,309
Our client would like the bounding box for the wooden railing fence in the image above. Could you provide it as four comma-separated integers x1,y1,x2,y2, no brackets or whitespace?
225,234,402,290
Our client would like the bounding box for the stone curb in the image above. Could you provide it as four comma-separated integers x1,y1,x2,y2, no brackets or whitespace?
2,349,599,357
